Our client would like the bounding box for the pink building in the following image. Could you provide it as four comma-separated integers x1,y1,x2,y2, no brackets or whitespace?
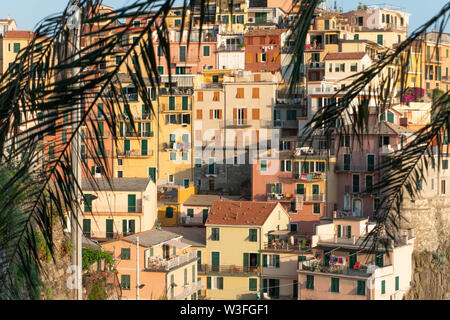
334,112,415,218
297,217,415,300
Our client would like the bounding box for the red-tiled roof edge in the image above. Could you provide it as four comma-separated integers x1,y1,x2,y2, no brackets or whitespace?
3,30,34,39
323,52,367,61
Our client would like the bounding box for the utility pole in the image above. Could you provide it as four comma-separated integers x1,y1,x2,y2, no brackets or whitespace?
68,0,82,301
136,236,140,300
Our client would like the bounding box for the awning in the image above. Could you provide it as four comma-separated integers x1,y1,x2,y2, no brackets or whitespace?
165,239,191,249
269,230,292,236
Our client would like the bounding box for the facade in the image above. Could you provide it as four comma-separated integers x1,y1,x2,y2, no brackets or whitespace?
81,178,157,240
297,217,415,300
0,15,17,37
202,200,290,299
0,30,33,75
157,183,197,227
101,229,202,300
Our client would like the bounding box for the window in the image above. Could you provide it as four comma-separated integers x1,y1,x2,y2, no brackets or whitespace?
331,278,339,293
157,66,164,74
236,88,244,99
128,194,136,213
377,34,383,46
296,184,305,194
13,43,20,53
260,160,267,172
249,278,257,291
357,280,365,296
168,175,174,183
343,154,351,171
313,203,321,214
121,248,131,260
249,229,257,242
211,228,220,241
170,152,177,161
441,180,446,195
182,152,188,161
375,254,384,267
179,46,186,62
306,275,314,290
203,45,210,57
187,209,194,217
62,130,67,143
366,175,373,192
121,275,130,290
395,276,400,291
381,280,386,294
341,135,350,147
117,171,123,178
353,175,360,193
208,158,215,175
264,254,280,268
443,160,448,170
367,154,375,172
207,276,223,290
84,193,92,212
83,219,91,238
350,63,358,72
354,34,359,40
166,207,174,218
252,88,260,99
141,140,148,156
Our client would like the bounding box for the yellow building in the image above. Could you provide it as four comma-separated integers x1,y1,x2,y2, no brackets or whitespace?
157,183,197,227
202,201,290,300
0,30,34,75
216,0,248,33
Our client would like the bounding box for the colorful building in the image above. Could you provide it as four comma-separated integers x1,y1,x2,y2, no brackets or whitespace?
81,178,157,241
157,183,197,227
101,229,202,300
297,217,415,300
202,200,290,300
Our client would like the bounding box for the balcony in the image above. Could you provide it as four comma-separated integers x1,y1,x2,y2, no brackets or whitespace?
198,264,260,275
120,131,154,138
159,87,194,96
180,216,204,226
171,280,203,300
197,83,223,89
293,172,325,182
308,62,325,69
304,194,324,202
220,119,251,128
119,114,153,121
145,251,197,272
216,44,244,52
298,260,373,278
117,149,154,157
267,193,292,202
161,104,191,112
262,242,311,253
273,119,298,129
316,234,388,248
305,43,324,51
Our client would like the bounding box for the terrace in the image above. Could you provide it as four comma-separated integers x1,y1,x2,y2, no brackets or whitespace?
145,251,197,272
198,264,259,275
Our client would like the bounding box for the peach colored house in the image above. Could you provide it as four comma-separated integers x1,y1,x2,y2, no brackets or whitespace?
101,229,202,300
297,217,415,300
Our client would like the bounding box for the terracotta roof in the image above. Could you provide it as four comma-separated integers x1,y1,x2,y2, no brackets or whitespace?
3,30,33,39
206,201,279,226
245,29,287,37
323,52,367,61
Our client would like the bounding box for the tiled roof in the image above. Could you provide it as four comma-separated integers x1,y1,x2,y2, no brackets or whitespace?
183,194,242,207
3,30,33,39
82,178,151,192
206,201,278,226
323,52,367,61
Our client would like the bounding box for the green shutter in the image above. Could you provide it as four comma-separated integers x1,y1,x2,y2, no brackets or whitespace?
357,280,365,295
263,254,267,267
218,277,223,290
106,219,114,238
306,275,314,289
275,255,280,268
395,276,399,291
182,96,189,110
129,220,135,234
243,253,249,267
166,207,174,218
141,140,148,156
381,280,386,294
122,220,128,235
249,278,257,291
128,194,136,213
207,277,211,289
337,225,341,237
263,279,268,292
347,225,352,238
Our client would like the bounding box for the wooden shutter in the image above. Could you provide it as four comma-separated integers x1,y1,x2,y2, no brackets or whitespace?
262,254,267,267
252,109,260,120
207,277,211,289
252,88,260,99
233,108,237,121
246,53,253,63
128,194,136,213
347,225,352,238
263,279,268,292
244,108,248,121
210,110,214,119
218,277,223,289
197,91,203,101
219,110,223,119
243,253,249,267
122,220,127,234
275,255,280,268
129,220,135,234
213,91,220,101
197,109,203,119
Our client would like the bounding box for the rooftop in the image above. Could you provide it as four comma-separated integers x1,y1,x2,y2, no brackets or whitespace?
162,227,206,247
82,178,151,192
206,201,279,226
2,30,33,39
123,229,183,247
323,52,367,61
183,194,242,207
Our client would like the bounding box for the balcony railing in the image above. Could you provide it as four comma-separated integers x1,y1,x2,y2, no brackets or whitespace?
171,280,203,300
198,264,260,275
293,172,325,181
267,193,292,202
216,44,244,52
299,260,373,278
117,149,154,157
273,119,298,129
305,43,324,51
146,251,197,272
121,131,154,138
263,242,311,252
159,87,194,96
220,119,251,128
304,194,324,202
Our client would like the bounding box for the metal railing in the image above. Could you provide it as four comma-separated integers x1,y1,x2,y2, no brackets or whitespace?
146,251,197,272
293,172,325,181
299,260,373,278
172,280,203,300
263,242,311,252
220,119,251,128
305,43,324,51
117,149,154,157
159,87,194,96
198,264,260,275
